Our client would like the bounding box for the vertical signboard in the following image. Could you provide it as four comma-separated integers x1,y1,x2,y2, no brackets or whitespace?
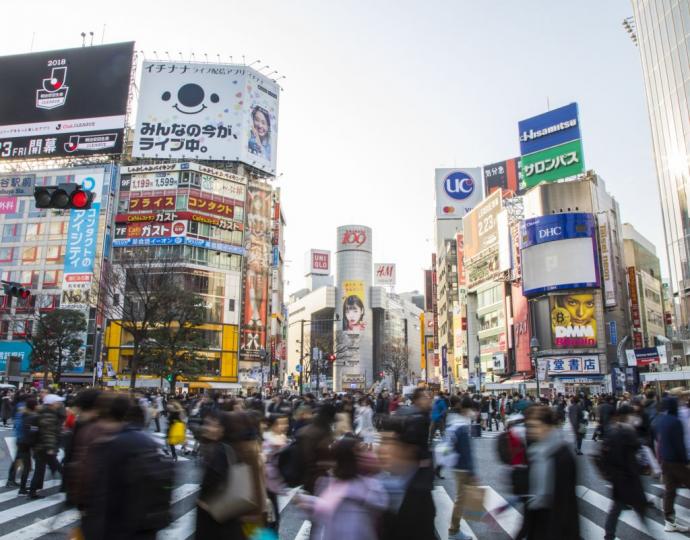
241,183,272,359
597,212,616,307
455,233,465,287
483,158,522,196
628,266,643,348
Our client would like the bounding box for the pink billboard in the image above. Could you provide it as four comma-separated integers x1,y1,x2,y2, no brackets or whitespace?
0,197,17,214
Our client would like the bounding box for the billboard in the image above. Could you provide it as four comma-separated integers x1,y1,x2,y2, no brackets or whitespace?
484,158,523,196
550,292,598,349
133,62,279,173
518,102,581,155
597,212,617,307
628,266,641,329
308,249,330,275
241,183,272,359
336,225,372,253
545,355,600,375
521,213,599,296
0,42,134,160
342,280,366,334
0,173,34,196
520,138,585,188
435,168,483,220
128,195,176,212
374,263,396,287
463,189,503,260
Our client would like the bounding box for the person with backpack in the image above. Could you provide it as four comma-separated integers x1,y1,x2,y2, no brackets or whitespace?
429,391,449,443
444,396,477,540
601,406,651,539
7,397,37,493
81,396,174,540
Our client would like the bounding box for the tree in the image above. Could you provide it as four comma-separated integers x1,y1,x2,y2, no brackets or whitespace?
139,287,210,390
29,309,86,385
381,338,409,392
100,252,182,390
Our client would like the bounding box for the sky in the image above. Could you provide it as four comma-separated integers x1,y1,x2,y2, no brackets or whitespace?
2,0,661,295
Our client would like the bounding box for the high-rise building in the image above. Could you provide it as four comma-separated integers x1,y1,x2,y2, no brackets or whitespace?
630,1,690,332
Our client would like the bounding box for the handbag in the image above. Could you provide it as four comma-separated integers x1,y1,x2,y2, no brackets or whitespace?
198,444,259,523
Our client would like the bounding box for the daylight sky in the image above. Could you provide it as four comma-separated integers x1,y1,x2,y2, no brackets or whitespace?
3,0,660,295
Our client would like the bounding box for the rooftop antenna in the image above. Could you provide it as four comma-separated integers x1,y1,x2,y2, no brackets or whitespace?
101,24,106,44
217,53,221,63
81,32,86,47
153,50,159,60
229,55,233,63
178,52,184,61
248,59,261,68
165,51,171,60
89,31,94,46
622,16,638,46
191,52,196,62
259,65,271,72
274,75,286,81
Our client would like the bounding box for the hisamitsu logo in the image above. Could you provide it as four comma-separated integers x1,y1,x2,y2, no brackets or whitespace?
443,171,474,200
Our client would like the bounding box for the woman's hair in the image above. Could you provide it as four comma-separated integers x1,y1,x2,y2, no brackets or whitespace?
332,436,359,480
342,295,365,328
251,106,271,139
524,404,556,426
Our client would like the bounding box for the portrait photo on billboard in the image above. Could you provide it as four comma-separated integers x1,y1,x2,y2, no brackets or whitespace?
245,70,279,172
550,291,598,349
342,280,366,334
0,42,134,160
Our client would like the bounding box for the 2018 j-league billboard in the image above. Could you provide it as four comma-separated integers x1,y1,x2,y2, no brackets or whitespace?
133,62,279,173
0,42,134,160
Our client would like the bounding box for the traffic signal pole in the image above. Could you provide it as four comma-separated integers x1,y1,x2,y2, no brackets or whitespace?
299,319,305,396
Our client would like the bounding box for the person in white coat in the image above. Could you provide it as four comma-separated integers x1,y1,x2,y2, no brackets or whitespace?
355,397,376,449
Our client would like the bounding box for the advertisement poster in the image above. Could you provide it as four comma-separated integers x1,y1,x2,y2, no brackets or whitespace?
520,138,585,188
374,263,396,287
434,168,483,220
133,62,279,173
0,42,134,160
598,212,617,307
518,102,581,156
484,158,523,196
240,183,272,359
550,292,598,349
342,280,366,334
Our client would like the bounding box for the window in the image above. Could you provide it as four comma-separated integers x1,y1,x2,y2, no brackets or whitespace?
47,221,66,240
2,224,21,242
176,194,188,210
19,270,39,288
5,200,26,219
37,294,58,311
234,206,244,221
46,245,65,264
43,270,62,288
0,248,14,264
25,223,42,241
21,246,41,263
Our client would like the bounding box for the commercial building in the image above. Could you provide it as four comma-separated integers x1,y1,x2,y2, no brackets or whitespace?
630,1,690,333
286,229,423,393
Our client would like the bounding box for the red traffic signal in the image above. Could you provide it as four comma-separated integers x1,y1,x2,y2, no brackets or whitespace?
326,353,336,362
34,183,94,210
2,281,31,300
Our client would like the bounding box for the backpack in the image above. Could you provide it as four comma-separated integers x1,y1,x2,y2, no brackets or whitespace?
496,431,513,464
123,445,175,532
277,439,306,487
434,424,460,468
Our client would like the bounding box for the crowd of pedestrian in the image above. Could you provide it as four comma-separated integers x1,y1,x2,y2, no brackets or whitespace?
2,384,690,539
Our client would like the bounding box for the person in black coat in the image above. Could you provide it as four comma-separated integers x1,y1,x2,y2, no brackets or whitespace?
603,405,649,539
567,396,585,455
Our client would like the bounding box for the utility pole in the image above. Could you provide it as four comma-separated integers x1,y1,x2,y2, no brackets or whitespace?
299,319,304,396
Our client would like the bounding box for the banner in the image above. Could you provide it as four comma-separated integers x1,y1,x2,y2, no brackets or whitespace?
0,42,133,160
545,355,600,375
133,62,279,173
241,183,272,359
374,263,396,286
550,292,598,349
598,212,617,307
342,280,366,334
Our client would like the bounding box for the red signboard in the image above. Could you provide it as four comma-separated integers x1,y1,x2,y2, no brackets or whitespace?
115,220,186,239
115,211,243,232
628,267,641,328
189,193,234,219
129,195,176,211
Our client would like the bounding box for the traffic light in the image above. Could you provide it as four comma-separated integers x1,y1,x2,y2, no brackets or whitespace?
326,353,336,362
379,371,385,379
2,281,30,299
34,183,94,210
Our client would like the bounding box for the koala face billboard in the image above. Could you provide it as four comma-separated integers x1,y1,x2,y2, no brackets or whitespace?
133,61,279,173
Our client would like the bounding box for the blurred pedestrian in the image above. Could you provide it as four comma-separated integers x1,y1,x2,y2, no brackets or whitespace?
1,389,13,426
355,396,376,449
166,399,186,461
567,396,586,455
263,414,289,533
29,393,64,499
7,397,37,492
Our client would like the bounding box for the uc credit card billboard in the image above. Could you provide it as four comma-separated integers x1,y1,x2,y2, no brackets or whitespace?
518,102,581,155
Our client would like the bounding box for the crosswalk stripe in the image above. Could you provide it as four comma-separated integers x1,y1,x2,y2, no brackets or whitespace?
0,491,65,523
158,508,196,540
481,485,522,538
645,491,690,523
0,480,61,504
295,520,311,540
579,514,620,540
432,485,477,540
653,484,690,501
279,487,300,513
0,483,199,540
576,485,686,538
5,437,16,461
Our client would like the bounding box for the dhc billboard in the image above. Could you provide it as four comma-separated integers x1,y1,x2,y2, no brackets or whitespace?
518,102,581,156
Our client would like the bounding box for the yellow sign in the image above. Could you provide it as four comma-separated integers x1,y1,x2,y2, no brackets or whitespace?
342,280,366,334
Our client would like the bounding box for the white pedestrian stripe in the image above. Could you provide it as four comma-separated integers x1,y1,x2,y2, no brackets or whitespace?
579,514,620,540
646,490,690,524
576,485,688,539
157,508,196,540
279,486,300,513
295,520,312,540
0,492,66,524
5,436,16,461
481,485,522,538
0,480,61,504
432,485,477,540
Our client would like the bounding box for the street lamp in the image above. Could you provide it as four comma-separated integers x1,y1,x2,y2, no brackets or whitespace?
474,355,480,390
530,336,541,399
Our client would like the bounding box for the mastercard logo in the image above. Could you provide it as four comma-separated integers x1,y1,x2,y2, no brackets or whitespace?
443,206,455,214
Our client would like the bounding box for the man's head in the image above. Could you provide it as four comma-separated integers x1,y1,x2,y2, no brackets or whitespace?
412,388,432,412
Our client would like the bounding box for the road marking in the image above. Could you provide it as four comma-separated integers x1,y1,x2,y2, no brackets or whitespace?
653,484,690,501
646,491,690,523
0,492,65,523
279,487,300,513
295,520,311,540
576,485,686,539
158,508,196,540
481,485,522,538
0,480,61,504
580,514,620,540
432,485,477,540
5,437,16,461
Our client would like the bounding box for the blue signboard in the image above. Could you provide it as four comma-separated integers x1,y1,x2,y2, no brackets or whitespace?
0,341,32,372
608,321,618,346
64,203,100,274
441,345,448,378
518,103,581,156
113,236,247,256
520,212,595,249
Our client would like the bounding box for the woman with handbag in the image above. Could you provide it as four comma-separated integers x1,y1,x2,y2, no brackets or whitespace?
196,411,266,540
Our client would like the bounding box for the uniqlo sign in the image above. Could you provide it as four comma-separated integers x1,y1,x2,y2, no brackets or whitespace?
309,249,330,275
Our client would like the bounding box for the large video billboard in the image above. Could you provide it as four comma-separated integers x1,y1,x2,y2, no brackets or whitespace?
0,43,134,160
434,168,483,220
133,62,279,173
550,292,599,349
342,280,367,334
521,213,599,296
